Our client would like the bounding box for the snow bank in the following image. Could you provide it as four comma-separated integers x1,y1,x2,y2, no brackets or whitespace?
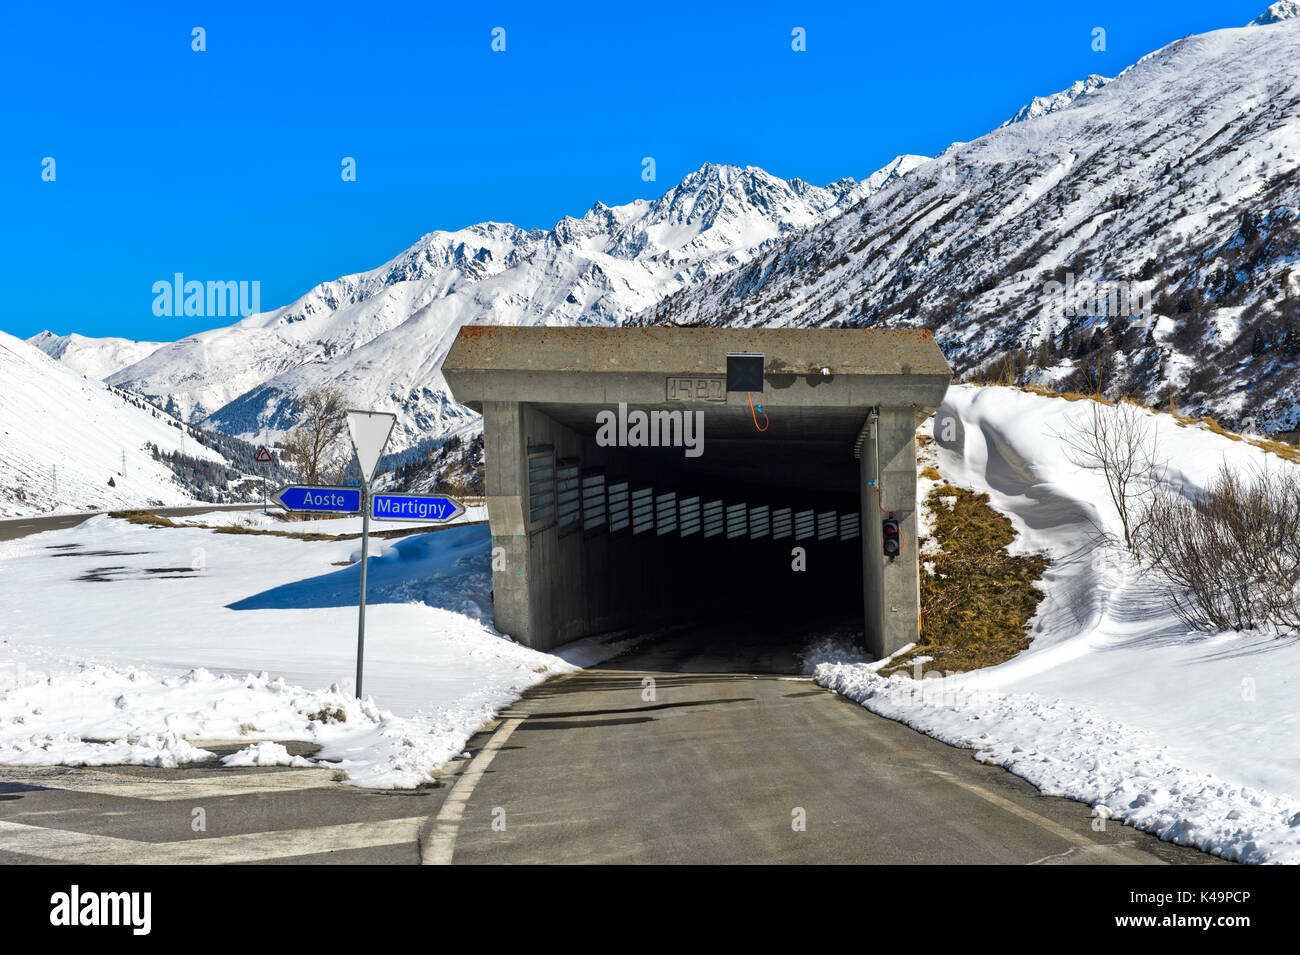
813,384,1300,863
0,518,617,788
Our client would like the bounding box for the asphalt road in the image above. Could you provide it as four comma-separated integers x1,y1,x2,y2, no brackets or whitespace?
0,623,1227,865
0,504,262,542
436,625,1224,865
0,744,437,865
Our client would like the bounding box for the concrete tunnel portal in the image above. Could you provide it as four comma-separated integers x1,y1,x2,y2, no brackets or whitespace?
442,326,953,661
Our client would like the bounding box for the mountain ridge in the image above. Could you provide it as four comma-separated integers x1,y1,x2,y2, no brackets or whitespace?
33,159,926,450
29,6,1300,449
634,14,1300,433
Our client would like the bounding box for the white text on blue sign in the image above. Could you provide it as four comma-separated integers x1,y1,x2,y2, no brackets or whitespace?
373,496,458,520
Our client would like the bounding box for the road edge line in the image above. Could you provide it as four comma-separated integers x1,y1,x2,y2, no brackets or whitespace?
420,717,524,865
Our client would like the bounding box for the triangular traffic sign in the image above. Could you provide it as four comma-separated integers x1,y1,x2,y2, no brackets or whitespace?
346,409,397,484
256,446,272,463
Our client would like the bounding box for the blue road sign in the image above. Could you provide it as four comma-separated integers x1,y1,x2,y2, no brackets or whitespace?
371,493,465,523
275,485,362,513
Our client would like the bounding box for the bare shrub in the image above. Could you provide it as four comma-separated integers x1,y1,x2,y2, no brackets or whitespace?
1059,400,1165,554
1138,465,1300,632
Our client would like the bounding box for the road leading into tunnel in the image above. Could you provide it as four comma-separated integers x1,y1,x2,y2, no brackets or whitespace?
426,624,1224,865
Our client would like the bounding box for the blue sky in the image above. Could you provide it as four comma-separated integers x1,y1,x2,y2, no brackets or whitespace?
0,0,1268,342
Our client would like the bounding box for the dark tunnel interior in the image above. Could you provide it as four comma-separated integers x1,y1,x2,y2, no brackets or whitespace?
526,400,869,641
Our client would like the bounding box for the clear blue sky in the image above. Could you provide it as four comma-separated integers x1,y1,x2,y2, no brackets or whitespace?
0,0,1268,342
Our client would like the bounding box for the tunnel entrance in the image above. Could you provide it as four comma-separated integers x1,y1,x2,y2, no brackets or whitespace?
443,326,951,659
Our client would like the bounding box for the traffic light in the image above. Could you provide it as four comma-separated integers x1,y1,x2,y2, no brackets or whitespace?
882,518,901,559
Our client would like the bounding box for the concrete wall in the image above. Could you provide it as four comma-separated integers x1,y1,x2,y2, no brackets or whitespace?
484,400,690,650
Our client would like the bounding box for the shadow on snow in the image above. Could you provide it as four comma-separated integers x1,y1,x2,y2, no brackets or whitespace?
226,524,493,621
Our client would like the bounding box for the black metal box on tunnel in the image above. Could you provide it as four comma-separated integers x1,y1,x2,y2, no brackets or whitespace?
726,353,764,392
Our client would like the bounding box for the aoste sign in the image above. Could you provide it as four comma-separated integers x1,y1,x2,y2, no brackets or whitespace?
274,485,362,513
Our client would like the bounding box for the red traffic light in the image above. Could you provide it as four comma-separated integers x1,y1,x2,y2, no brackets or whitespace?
882,518,902,558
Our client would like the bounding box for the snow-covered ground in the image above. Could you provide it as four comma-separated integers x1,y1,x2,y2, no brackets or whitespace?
813,384,1300,864
7,380,1300,859
0,517,634,788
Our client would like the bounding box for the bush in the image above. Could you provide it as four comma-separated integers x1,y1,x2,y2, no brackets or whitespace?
1060,399,1164,554
1138,465,1300,632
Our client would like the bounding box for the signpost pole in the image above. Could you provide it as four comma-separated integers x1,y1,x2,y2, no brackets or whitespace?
343,408,397,703
355,479,371,700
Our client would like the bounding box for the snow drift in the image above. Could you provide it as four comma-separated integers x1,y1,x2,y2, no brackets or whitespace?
815,385,1300,863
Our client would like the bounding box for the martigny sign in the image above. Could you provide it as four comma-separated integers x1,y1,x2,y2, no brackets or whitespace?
371,493,464,522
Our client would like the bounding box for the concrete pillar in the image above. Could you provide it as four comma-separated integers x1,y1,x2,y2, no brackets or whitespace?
860,408,920,660
482,400,532,645
879,407,921,657
860,425,885,659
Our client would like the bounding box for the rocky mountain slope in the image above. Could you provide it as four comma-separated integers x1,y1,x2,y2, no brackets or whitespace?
640,10,1300,433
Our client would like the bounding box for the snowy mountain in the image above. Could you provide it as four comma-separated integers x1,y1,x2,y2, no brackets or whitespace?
1000,74,1110,127
39,161,920,452
32,8,1300,446
28,330,164,381
644,13,1300,433
1251,0,1300,25
0,331,259,517
859,154,930,191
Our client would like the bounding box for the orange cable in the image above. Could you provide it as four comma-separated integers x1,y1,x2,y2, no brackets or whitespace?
747,391,769,432
867,482,904,552
865,483,891,515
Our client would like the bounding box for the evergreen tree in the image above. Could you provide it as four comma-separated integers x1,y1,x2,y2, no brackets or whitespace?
1108,317,1126,350
1284,321,1299,357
